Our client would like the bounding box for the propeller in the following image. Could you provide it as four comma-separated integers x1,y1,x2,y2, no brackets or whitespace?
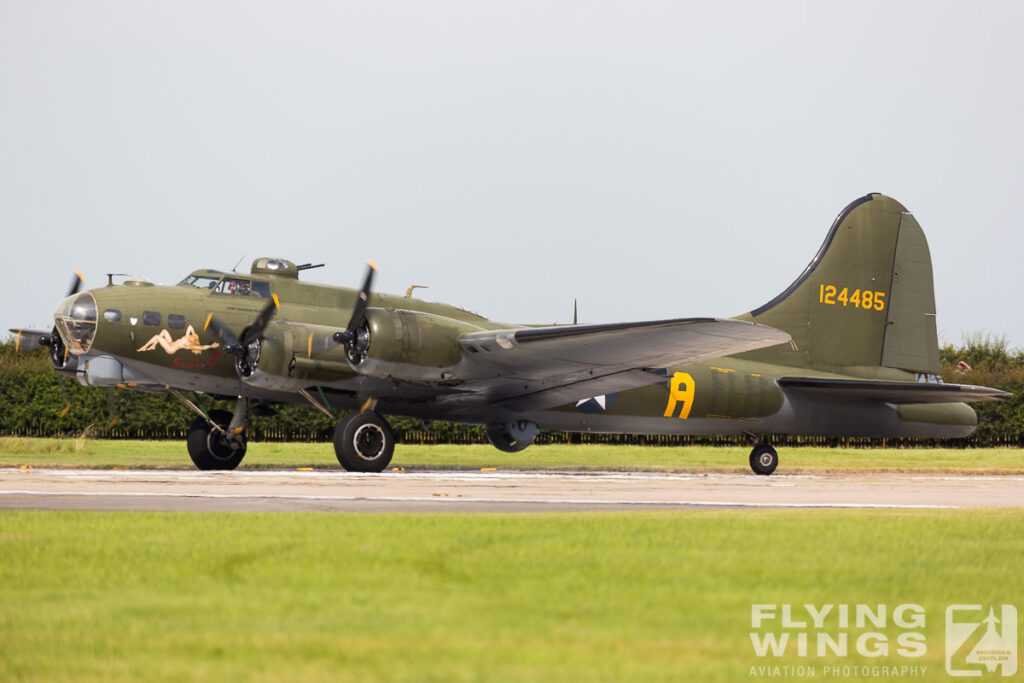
204,294,280,377
43,270,86,364
332,261,377,363
34,270,87,347
6,270,86,379
67,270,85,298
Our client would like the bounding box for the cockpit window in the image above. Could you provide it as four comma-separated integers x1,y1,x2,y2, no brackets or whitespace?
179,274,271,298
252,281,271,298
180,275,221,290
215,278,254,296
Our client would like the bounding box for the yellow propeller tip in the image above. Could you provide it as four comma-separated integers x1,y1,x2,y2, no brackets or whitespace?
272,293,280,308
75,270,84,280
368,260,379,271
204,313,212,331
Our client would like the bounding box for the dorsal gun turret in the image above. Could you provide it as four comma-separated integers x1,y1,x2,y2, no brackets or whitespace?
250,259,325,279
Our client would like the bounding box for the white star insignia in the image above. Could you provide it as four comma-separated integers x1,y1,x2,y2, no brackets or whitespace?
575,395,607,410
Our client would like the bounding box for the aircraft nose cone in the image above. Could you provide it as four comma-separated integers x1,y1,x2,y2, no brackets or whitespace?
53,290,98,355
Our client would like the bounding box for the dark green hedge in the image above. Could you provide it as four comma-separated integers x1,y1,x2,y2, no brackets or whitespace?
1,335,1020,446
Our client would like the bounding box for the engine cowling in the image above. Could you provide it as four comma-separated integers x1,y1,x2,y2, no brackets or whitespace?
240,309,478,390
354,308,475,382
240,319,354,391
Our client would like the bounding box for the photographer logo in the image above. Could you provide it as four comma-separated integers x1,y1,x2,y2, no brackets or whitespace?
946,605,1017,677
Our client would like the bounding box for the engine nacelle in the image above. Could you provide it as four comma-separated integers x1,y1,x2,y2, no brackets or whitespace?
353,308,478,382
240,310,480,389
241,319,356,391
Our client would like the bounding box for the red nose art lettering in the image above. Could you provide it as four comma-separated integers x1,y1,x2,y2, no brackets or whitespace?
172,356,216,371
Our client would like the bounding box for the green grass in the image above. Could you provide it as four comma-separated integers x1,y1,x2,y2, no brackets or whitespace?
1,437,1023,473
1,510,1022,681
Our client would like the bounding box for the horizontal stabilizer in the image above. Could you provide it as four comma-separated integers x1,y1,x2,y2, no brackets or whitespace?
778,377,1009,404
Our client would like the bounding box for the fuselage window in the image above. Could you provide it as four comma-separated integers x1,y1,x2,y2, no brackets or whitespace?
168,315,187,330
143,311,161,327
103,309,122,323
215,278,253,296
252,281,271,298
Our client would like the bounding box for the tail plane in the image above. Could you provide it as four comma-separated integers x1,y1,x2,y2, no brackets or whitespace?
741,193,941,376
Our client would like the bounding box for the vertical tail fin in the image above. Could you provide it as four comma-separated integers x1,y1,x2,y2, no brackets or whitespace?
741,193,939,375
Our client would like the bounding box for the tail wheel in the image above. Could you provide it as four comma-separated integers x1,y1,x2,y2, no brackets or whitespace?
485,421,538,453
749,444,778,476
334,411,394,472
186,409,247,470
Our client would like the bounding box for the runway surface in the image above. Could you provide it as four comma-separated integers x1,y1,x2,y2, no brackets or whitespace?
0,467,1021,512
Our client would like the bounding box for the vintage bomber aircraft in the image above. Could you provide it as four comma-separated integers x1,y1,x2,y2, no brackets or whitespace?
14,193,1007,474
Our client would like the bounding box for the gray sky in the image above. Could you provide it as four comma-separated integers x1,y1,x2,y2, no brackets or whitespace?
3,1,1022,348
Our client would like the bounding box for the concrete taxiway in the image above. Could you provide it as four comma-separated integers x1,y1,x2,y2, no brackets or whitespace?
0,467,1021,512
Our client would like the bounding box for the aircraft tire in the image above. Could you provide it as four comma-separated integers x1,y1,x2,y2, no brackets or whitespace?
186,409,247,471
485,424,533,453
334,411,394,472
749,444,778,475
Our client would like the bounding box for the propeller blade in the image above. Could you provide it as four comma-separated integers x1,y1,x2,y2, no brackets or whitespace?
204,313,242,355
67,270,84,297
346,261,377,332
205,294,279,357
240,294,280,347
333,262,377,348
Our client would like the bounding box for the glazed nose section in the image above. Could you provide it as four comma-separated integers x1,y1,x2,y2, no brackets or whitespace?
53,291,98,355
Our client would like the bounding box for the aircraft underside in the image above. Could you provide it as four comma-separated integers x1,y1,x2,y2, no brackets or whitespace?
67,350,979,476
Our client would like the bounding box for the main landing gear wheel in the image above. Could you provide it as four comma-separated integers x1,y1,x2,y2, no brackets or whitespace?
186,409,247,471
334,411,395,472
749,444,778,476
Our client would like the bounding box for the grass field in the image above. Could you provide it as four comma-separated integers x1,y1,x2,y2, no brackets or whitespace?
1,509,1022,682
1,437,1023,473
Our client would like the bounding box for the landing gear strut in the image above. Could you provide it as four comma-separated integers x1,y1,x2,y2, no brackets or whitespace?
334,411,395,472
174,392,249,470
749,442,778,476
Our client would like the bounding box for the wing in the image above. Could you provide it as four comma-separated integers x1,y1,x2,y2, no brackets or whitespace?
778,377,1009,403
458,318,790,410
8,328,52,352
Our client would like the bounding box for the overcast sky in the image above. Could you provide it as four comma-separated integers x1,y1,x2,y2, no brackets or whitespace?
3,1,1022,349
